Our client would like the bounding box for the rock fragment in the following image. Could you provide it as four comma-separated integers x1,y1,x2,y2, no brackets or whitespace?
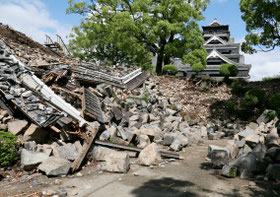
138,143,162,166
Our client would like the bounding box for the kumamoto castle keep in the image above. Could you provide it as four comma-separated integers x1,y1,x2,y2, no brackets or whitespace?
174,19,251,78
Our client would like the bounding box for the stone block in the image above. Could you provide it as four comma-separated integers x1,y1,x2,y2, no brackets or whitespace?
208,145,230,168
53,143,78,161
38,156,71,176
222,165,237,178
23,124,48,143
8,119,28,135
36,144,53,156
137,134,150,149
90,146,117,161
21,149,49,170
24,141,36,151
138,143,162,166
103,152,130,173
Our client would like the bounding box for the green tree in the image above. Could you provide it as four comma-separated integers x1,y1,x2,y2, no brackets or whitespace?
67,0,210,74
183,48,207,74
219,63,238,78
240,0,280,54
192,63,206,75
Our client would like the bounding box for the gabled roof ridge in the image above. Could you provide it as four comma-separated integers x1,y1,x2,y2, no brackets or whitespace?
204,35,227,45
208,18,223,26
206,49,241,66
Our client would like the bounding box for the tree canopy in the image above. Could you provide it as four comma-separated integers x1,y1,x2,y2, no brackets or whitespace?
67,0,209,74
240,0,280,54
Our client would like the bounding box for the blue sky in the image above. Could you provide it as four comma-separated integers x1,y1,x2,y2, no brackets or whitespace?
0,0,280,80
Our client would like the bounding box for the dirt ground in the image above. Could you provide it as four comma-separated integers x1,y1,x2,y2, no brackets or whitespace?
1,139,279,197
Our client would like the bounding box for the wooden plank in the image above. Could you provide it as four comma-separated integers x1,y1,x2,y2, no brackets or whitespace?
71,123,99,172
95,140,182,159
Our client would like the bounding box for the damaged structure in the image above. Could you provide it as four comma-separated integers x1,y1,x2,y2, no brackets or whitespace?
0,24,193,176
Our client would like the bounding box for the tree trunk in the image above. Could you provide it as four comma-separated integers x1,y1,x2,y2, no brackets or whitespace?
156,52,164,75
164,54,171,65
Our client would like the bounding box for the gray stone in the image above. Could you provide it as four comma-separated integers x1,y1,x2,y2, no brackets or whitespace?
24,141,36,151
235,138,246,148
111,106,123,121
162,133,177,146
36,144,52,156
265,133,279,147
230,153,258,179
177,134,189,147
166,108,177,116
252,144,266,160
23,124,48,143
100,130,111,141
138,143,162,166
208,132,224,140
209,145,230,168
21,149,49,170
117,126,128,141
176,104,183,111
243,144,253,154
257,110,274,124
104,85,114,97
7,119,28,135
245,134,260,144
103,152,130,173
90,146,117,161
53,144,78,161
141,100,147,108
137,134,150,149
222,165,237,178
248,122,258,130
200,126,208,138
226,140,239,159
38,156,71,176
0,124,7,131
207,125,219,134
170,139,182,151
238,128,257,139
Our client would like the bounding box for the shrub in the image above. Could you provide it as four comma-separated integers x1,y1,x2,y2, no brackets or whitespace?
262,75,280,82
162,65,178,75
0,131,19,167
226,101,236,114
244,89,265,108
231,79,248,95
192,63,206,74
267,94,280,110
236,107,253,120
219,64,238,77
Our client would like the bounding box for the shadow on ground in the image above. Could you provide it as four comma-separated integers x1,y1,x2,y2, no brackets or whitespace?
130,177,197,197
130,177,247,197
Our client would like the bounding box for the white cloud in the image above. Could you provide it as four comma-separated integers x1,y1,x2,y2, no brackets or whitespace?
245,50,280,81
0,0,72,43
236,37,280,81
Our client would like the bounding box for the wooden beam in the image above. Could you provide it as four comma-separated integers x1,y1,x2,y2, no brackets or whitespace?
71,123,99,172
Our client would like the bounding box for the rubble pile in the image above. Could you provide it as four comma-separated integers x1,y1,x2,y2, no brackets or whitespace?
0,24,238,179
208,111,280,180
151,76,232,123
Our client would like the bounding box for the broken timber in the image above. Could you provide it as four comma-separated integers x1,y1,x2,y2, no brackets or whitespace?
71,64,148,89
71,123,100,172
95,140,181,159
82,88,105,123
